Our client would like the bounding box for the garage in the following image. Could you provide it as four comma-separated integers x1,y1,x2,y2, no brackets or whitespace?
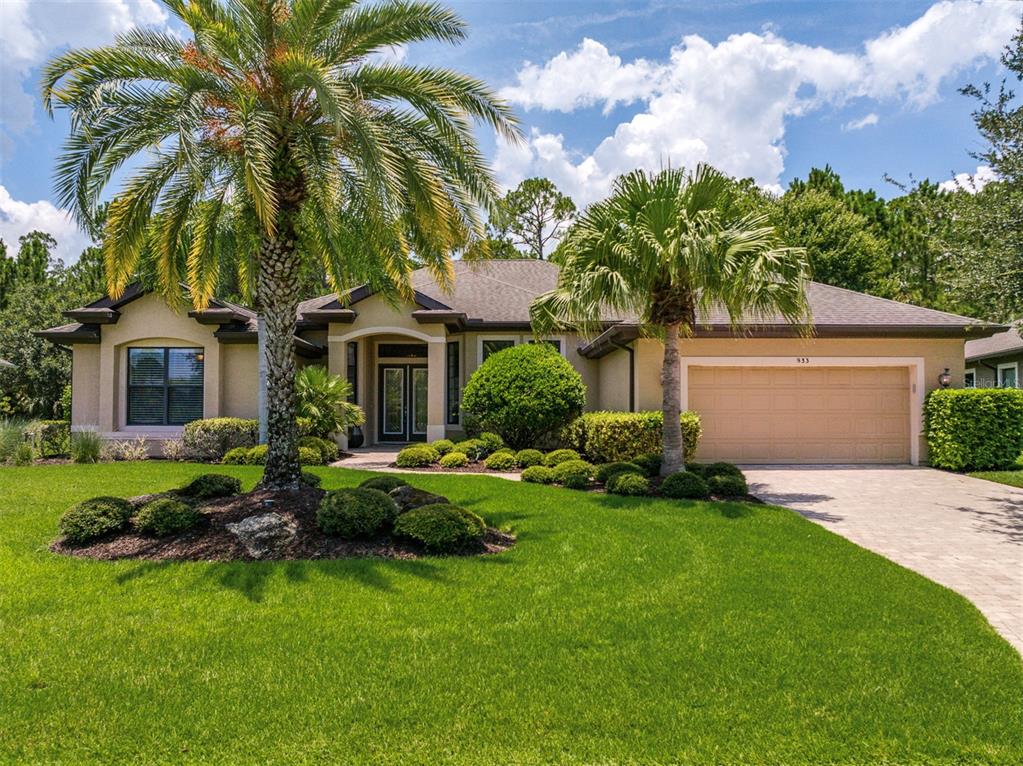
688,365,912,464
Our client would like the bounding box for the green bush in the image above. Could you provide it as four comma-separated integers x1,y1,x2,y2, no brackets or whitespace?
484,451,518,471
632,453,662,477
295,365,364,437
136,498,201,536
179,473,242,499
544,448,580,467
24,419,70,457
58,496,134,544
563,411,702,464
452,439,486,461
515,448,544,468
222,446,249,465
925,388,1023,471
478,432,505,454
702,462,744,480
245,444,268,465
461,343,586,448
12,442,34,465
393,504,486,553
553,459,594,489
298,446,323,466
439,451,469,468
430,438,455,456
521,465,556,484
606,472,650,496
300,471,322,488
317,488,398,538
707,474,748,497
395,444,439,468
359,475,408,493
69,431,103,464
684,463,706,477
660,471,710,499
594,461,642,484
299,436,339,464
182,418,259,461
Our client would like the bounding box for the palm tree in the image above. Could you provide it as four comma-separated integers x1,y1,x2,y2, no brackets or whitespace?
43,0,519,488
530,166,811,475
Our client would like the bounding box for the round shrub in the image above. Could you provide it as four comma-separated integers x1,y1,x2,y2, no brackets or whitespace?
430,438,455,456
707,473,748,497
461,343,586,448
245,444,268,465
439,451,469,468
483,451,518,471
515,449,544,468
544,448,580,467
300,471,322,488
553,459,594,489
359,475,408,493
179,473,241,499
595,461,642,484
395,444,439,468
393,504,486,553
684,463,707,477
606,472,650,496
632,453,662,477
660,471,710,500
477,432,505,454
58,496,134,543
221,446,249,465
452,439,486,461
136,498,201,536
702,462,744,480
299,436,339,464
298,446,323,466
521,465,555,484
316,488,398,538
181,417,258,461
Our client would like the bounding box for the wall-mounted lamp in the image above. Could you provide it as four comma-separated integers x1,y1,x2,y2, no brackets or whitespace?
938,368,952,388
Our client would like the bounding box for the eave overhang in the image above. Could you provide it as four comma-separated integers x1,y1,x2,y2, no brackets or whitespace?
63,307,120,324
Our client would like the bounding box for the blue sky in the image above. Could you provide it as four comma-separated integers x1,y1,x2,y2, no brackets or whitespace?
0,0,1018,263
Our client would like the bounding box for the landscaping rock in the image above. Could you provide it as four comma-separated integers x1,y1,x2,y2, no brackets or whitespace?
226,512,297,559
388,486,449,513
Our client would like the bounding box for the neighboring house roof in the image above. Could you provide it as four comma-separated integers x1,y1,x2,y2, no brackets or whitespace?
965,321,1023,362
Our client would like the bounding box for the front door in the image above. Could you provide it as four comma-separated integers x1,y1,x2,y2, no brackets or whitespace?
378,364,428,442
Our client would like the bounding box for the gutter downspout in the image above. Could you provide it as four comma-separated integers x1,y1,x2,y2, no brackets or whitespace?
611,341,636,412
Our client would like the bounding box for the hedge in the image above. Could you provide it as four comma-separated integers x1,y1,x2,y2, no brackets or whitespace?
562,411,702,464
24,420,70,457
182,418,259,461
925,388,1023,471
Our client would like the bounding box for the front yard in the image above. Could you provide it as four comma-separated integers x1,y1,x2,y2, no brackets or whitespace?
970,454,1023,489
1,463,1020,765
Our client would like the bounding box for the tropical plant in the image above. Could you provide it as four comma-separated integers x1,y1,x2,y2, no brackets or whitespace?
295,366,363,438
531,165,810,474
43,0,519,488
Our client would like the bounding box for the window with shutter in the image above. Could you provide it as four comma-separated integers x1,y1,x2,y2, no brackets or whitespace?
127,347,204,425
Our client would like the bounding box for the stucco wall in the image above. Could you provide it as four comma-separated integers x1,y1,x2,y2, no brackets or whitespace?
70,345,101,427
221,344,259,419
598,347,632,411
970,352,1023,388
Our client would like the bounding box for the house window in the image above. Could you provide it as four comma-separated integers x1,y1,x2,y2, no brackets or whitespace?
346,341,358,402
481,339,514,361
964,369,976,388
998,363,1018,389
446,341,460,425
127,347,203,425
529,338,562,353
377,343,428,358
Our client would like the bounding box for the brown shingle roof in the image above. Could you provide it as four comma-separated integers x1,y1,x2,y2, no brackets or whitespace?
965,322,1023,361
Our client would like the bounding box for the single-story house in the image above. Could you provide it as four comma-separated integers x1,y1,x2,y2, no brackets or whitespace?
39,259,1004,465
964,322,1022,389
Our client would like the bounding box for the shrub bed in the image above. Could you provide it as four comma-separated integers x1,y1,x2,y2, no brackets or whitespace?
563,411,702,464
136,498,201,536
59,497,134,543
553,459,594,489
707,474,748,497
393,504,486,553
439,451,469,468
396,445,439,468
925,388,1023,470
430,439,455,456
606,472,649,496
483,451,518,471
521,465,555,484
452,439,486,461
317,488,398,538
515,449,544,468
595,461,642,484
179,473,241,499
544,449,580,467
660,471,710,499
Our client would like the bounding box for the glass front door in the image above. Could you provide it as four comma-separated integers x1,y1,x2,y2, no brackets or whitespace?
378,364,428,442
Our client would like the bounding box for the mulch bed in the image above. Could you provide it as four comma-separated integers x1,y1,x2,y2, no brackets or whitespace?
50,487,515,562
391,463,515,475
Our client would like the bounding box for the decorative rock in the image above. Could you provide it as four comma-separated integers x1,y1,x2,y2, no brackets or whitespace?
388,486,450,513
226,512,297,559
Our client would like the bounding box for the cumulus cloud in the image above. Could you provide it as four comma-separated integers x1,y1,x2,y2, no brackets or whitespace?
497,0,1019,204
0,186,94,265
938,164,998,192
843,113,880,131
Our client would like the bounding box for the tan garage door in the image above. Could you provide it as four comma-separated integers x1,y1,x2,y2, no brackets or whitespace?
689,366,910,464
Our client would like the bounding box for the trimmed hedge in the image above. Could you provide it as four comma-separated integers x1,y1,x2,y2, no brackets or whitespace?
521,465,555,484
430,439,455,456
515,449,544,468
483,451,518,471
59,496,134,544
478,432,505,455
396,445,439,468
925,388,1023,471
317,488,398,538
660,471,710,500
393,504,486,553
544,449,580,467
563,411,702,464
182,418,259,461
439,451,469,468
136,498,201,536
461,343,586,448
452,439,487,461
606,472,650,496
553,459,594,489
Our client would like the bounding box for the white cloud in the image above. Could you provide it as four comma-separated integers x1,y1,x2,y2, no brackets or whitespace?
938,164,998,192
497,0,1019,204
0,186,94,265
843,113,880,131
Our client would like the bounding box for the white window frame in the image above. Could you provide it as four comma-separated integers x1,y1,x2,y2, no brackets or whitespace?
476,335,519,366
964,368,977,388
528,335,568,358
997,362,1019,389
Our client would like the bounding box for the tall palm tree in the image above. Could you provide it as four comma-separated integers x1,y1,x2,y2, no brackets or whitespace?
531,166,811,475
43,0,519,488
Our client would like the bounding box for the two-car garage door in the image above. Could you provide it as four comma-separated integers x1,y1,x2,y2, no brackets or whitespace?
688,366,911,464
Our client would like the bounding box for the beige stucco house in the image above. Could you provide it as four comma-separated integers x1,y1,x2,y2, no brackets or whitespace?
39,260,1004,465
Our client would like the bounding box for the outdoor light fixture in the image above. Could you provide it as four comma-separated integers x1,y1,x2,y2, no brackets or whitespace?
938,368,952,388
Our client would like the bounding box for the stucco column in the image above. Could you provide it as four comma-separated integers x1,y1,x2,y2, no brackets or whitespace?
98,343,117,433
426,339,446,442
327,337,348,450
203,341,221,419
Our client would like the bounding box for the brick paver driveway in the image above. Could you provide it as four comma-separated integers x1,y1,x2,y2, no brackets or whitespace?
745,466,1023,653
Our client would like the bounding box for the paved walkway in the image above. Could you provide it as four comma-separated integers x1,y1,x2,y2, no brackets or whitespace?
745,466,1023,653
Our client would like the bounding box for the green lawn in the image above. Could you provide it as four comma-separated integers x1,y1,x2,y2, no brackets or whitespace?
1,464,1020,765
970,456,1023,488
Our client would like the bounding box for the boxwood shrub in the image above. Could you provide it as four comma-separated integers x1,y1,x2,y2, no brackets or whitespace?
478,432,505,454
562,411,702,464
59,496,134,543
299,436,339,464
702,462,744,480
521,465,555,484
221,446,249,465
136,498,201,536
179,473,241,499
182,418,258,461
925,388,1023,470
483,451,518,471
660,471,710,499
395,445,439,468
393,504,486,553
461,343,586,448
298,446,323,466
553,459,594,489
544,448,580,467
515,449,544,468
707,474,748,497
359,475,408,493
430,439,455,456
606,472,650,496
632,453,662,477
439,451,469,468
452,439,487,461
317,488,398,538
244,444,268,465
594,461,642,484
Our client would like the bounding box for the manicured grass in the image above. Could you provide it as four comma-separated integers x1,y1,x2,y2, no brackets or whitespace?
970,455,1023,488
1,464,1021,765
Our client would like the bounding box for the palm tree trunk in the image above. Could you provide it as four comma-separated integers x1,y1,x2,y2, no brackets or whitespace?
660,322,684,475
256,225,303,490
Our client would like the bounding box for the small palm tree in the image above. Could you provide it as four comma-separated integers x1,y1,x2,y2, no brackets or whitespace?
295,365,363,437
43,0,519,488
531,166,811,475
